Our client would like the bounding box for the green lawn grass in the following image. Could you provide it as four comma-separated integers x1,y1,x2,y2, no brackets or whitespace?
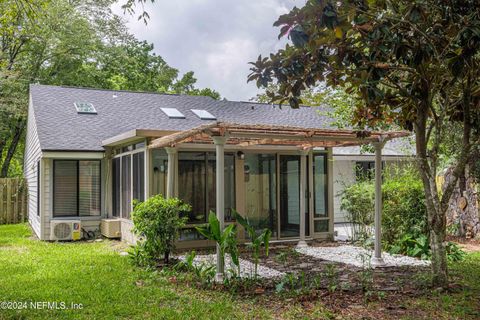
406,250,480,320
0,224,269,320
1,223,479,320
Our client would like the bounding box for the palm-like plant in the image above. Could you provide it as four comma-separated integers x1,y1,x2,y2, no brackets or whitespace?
233,209,271,278
196,211,240,276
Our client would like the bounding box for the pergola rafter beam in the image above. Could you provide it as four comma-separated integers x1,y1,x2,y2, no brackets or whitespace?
148,122,410,150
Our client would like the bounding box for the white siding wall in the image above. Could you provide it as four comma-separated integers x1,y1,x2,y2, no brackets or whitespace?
333,159,356,223
24,99,42,238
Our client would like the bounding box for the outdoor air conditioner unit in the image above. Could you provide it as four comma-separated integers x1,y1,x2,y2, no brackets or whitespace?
101,219,121,239
50,220,81,241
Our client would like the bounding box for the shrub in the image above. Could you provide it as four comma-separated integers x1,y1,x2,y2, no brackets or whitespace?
382,165,428,249
340,164,435,259
340,181,374,241
130,195,190,266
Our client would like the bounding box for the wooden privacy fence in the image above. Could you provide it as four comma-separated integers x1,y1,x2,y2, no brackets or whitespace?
0,178,27,224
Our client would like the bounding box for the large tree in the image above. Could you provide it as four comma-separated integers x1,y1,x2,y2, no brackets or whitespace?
0,0,219,177
249,0,480,287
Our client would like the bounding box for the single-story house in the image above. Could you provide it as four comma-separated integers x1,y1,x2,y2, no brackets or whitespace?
24,84,409,257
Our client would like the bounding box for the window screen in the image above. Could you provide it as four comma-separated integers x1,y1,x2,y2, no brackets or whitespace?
121,155,131,219
133,152,145,202
112,157,121,217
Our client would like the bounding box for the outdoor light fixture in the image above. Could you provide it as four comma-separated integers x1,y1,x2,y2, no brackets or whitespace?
236,151,245,160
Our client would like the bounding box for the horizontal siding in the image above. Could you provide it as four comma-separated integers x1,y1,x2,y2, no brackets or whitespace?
333,159,355,223
24,99,42,238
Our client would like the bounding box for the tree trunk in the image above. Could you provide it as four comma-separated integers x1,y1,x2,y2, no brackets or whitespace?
0,121,24,177
415,106,449,288
417,155,449,287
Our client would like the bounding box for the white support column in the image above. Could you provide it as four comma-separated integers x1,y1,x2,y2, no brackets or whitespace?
212,136,227,282
297,150,308,248
165,147,177,199
372,140,385,266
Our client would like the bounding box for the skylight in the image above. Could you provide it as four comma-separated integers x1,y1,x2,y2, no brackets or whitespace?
74,102,97,114
161,107,185,119
191,109,216,120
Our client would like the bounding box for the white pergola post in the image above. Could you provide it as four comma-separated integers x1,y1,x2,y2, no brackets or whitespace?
212,135,227,282
297,150,308,248
372,140,385,266
165,147,176,199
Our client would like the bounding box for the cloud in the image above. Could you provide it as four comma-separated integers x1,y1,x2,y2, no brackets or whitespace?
113,0,301,100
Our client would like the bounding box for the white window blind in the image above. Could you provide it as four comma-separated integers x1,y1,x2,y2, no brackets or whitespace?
53,160,101,217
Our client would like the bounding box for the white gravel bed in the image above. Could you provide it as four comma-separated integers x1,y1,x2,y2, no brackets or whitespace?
177,254,285,279
296,245,431,268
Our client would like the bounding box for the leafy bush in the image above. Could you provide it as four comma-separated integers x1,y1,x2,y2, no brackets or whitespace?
446,242,467,262
130,195,190,266
340,181,374,241
382,166,428,249
341,165,468,261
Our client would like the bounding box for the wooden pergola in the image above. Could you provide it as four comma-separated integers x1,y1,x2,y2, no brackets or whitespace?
149,122,409,149
148,122,411,280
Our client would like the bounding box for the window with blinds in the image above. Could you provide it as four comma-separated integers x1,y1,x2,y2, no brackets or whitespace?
53,160,101,217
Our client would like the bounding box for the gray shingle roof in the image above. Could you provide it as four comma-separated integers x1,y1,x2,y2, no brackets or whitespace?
30,84,411,156
30,84,336,151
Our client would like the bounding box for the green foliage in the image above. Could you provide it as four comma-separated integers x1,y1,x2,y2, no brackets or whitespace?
233,209,271,278
0,0,219,177
446,242,467,262
342,165,467,262
128,241,155,268
323,263,339,293
251,0,480,286
175,251,216,286
340,181,374,241
131,195,189,265
382,166,428,248
196,211,240,275
0,223,271,319
274,248,300,265
390,234,431,260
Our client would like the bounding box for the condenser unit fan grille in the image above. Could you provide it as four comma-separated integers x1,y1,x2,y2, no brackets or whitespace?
54,223,72,239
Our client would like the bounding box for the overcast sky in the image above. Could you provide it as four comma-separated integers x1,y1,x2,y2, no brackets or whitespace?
113,1,303,101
